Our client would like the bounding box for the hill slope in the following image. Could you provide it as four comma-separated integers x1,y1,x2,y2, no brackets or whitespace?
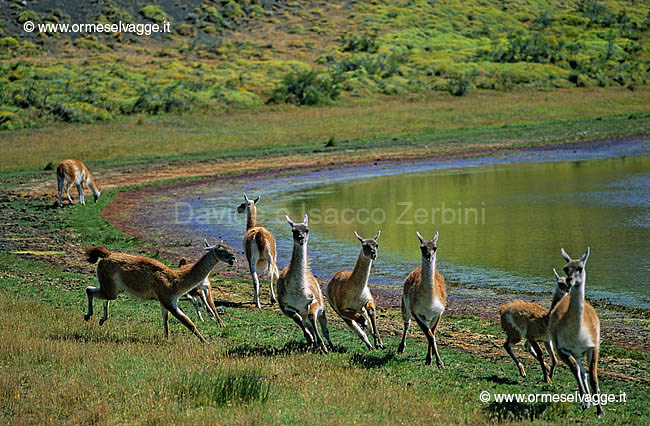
1,0,649,129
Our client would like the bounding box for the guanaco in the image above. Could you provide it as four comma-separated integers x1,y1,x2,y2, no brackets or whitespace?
549,247,603,417
499,269,569,383
237,193,279,308
398,231,446,367
326,231,384,350
84,242,236,342
56,159,101,207
178,256,225,327
276,214,332,353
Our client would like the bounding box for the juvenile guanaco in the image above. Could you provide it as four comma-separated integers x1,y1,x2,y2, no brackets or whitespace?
499,269,569,383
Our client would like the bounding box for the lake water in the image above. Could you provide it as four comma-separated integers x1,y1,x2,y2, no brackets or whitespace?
169,139,650,309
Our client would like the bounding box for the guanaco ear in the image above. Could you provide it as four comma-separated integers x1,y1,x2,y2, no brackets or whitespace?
286,215,295,226
254,195,260,204
581,246,590,265
243,193,249,201
432,231,439,244
416,231,424,244
303,214,308,225
561,248,571,263
354,231,364,242
552,268,560,280
374,230,381,241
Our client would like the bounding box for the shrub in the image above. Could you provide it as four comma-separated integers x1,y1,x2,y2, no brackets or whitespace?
288,24,305,34
17,10,40,23
140,5,168,23
269,70,339,106
447,75,470,96
74,38,109,51
49,101,113,123
340,33,378,53
0,37,19,49
221,1,245,19
214,88,264,109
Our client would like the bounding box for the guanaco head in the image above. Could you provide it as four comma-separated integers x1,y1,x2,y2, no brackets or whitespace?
561,247,590,288
416,231,439,262
552,268,571,293
237,193,260,213
355,230,380,260
286,214,309,246
204,239,237,265
93,189,102,203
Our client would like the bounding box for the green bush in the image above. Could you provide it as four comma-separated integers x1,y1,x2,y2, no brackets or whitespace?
447,75,470,96
17,10,40,23
49,101,113,123
340,33,378,53
269,70,340,106
140,5,168,23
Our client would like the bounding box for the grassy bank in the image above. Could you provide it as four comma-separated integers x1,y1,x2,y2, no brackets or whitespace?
2,87,650,173
1,170,649,424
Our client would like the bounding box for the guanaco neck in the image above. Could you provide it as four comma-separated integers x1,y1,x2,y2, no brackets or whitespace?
246,204,257,230
349,249,372,291
87,173,100,197
420,253,437,301
566,274,586,327
176,251,218,294
550,286,567,310
287,241,308,285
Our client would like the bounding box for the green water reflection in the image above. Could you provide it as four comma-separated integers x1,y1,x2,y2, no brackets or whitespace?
276,155,650,305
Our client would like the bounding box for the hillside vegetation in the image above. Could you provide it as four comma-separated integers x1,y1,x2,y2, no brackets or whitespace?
1,0,649,129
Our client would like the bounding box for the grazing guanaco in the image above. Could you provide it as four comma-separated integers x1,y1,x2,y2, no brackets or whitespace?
277,214,332,353
237,193,279,309
84,242,236,342
499,269,570,383
56,159,101,207
398,231,446,367
549,247,603,417
178,257,225,327
326,231,384,350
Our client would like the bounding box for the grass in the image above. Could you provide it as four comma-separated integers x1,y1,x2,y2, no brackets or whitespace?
0,183,649,424
2,87,650,173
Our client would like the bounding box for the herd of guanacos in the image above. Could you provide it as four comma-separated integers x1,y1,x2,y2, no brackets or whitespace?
57,159,604,417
